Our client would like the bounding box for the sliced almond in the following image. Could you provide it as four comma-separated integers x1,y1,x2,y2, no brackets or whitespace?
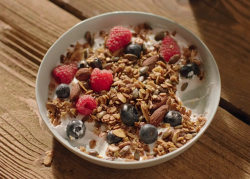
162,127,172,139
108,145,120,152
113,129,126,138
117,93,126,103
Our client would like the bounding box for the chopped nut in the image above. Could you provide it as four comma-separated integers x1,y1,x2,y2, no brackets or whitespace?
134,26,140,34
89,140,97,149
88,150,99,156
79,146,86,153
144,22,153,30
44,150,54,166
134,38,144,45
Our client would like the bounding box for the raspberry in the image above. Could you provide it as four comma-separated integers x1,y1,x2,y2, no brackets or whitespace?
159,36,181,62
76,95,97,115
106,26,132,52
52,63,78,84
90,68,113,92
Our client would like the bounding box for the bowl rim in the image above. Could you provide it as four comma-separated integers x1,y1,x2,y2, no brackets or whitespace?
36,11,221,167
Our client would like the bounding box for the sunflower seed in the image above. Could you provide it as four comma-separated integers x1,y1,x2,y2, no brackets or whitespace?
124,54,138,61
153,89,160,95
139,66,149,75
138,76,145,82
132,88,139,99
134,149,140,160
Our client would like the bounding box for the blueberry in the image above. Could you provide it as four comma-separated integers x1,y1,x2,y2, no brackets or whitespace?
120,104,139,126
180,63,200,78
78,60,88,69
106,131,123,144
66,120,86,140
90,58,102,69
163,110,182,127
125,44,142,58
56,84,70,98
139,124,158,144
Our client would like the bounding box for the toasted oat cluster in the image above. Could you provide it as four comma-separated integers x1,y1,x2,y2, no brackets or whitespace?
46,23,206,161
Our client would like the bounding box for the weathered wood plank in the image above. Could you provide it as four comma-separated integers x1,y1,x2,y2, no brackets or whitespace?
219,0,250,27
1,62,250,178
0,0,249,178
50,0,250,118
0,0,80,88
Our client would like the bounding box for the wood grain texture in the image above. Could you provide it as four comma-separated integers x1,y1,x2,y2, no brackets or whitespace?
0,65,250,178
0,0,80,89
219,0,250,27
50,0,250,118
0,0,249,178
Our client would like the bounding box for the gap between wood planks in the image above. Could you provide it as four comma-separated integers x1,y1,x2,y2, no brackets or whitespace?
1,0,248,125
49,0,250,124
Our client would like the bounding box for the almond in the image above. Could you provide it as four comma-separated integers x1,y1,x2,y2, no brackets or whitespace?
152,96,168,110
70,83,81,102
150,105,169,127
142,55,158,68
75,68,91,81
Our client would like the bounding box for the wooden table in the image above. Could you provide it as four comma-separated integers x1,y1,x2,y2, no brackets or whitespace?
0,0,250,178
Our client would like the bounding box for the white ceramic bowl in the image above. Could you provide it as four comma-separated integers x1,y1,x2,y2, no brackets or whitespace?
36,12,221,169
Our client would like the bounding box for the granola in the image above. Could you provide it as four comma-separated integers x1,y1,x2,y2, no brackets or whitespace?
46,23,207,161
